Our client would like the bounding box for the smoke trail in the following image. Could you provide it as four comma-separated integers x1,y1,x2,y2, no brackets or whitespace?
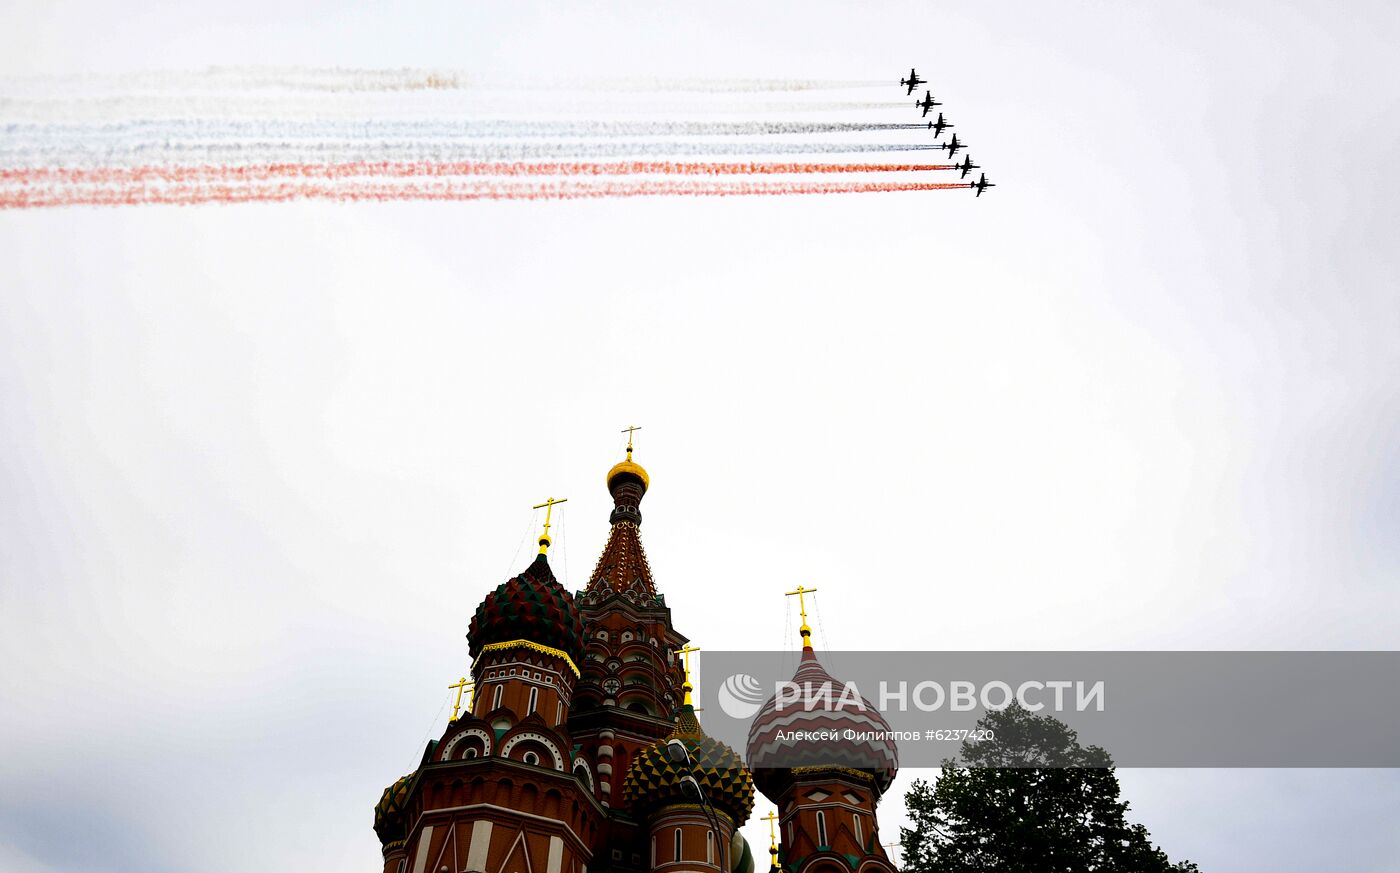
0,140,946,167
0,68,886,95
0,94,902,122
0,178,974,209
1,119,933,139
1,160,958,185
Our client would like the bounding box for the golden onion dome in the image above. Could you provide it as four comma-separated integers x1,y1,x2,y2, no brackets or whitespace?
607,455,650,492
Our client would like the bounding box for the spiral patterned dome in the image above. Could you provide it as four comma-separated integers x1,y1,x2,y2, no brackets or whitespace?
746,648,899,796
622,705,756,824
468,553,585,666
373,772,414,846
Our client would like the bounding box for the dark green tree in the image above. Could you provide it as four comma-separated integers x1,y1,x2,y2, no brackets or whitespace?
900,703,1199,873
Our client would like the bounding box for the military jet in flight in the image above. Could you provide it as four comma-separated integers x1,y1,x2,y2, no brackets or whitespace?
927,112,952,138
942,133,965,157
972,173,996,197
955,154,979,178
916,90,942,116
900,68,925,94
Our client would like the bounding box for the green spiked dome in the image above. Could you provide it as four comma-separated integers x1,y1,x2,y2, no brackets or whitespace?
468,553,585,666
622,705,755,824
373,772,414,847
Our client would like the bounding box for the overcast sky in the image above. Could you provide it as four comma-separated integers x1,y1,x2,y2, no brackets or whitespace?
4,2,1400,872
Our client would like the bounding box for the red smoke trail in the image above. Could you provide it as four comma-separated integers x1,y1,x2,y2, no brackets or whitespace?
0,160,958,185
0,178,974,209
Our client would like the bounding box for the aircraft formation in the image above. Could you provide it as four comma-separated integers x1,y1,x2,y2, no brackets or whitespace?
901,68,994,197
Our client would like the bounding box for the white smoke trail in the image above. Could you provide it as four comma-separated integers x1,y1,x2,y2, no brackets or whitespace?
0,68,885,96
0,93,902,123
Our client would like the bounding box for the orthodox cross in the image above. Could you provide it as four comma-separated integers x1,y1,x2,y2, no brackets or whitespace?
762,810,780,849
621,424,642,457
677,643,701,703
785,585,818,645
448,677,474,721
533,496,567,554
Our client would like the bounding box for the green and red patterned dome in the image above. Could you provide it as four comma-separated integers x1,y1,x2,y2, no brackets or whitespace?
622,704,755,824
468,553,585,666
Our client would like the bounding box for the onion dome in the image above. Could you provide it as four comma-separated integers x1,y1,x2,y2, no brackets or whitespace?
605,445,649,528
467,553,585,667
607,454,650,492
746,648,899,797
373,772,414,847
731,833,756,873
622,704,756,824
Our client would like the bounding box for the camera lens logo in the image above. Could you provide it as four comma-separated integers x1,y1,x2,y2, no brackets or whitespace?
718,673,766,719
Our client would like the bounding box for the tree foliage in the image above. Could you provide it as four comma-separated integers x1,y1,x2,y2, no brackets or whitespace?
900,704,1199,873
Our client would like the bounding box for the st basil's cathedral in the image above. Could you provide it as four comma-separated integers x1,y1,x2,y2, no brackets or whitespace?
373,442,901,873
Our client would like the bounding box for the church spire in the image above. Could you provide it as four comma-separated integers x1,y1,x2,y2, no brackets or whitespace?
586,429,657,596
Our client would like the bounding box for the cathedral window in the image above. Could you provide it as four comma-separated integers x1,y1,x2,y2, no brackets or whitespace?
817,812,828,848
853,814,863,848
492,685,504,710
528,687,538,715
674,828,683,861
706,830,714,865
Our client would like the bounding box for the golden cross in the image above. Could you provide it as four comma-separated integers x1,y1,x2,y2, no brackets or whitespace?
785,585,819,646
448,677,474,721
762,810,779,849
621,424,642,457
532,496,567,554
677,643,700,704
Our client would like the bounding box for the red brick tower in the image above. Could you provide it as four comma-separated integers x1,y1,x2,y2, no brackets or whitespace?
373,537,603,873
746,599,899,873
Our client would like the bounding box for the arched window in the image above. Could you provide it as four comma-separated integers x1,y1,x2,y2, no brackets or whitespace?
817,811,828,847
492,684,504,710
528,687,538,715
706,830,714,865
853,813,863,848
674,828,683,862
651,835,656,868
523,751,539,766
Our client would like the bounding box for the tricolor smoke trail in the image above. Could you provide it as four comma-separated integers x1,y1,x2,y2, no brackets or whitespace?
0,67,979,209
